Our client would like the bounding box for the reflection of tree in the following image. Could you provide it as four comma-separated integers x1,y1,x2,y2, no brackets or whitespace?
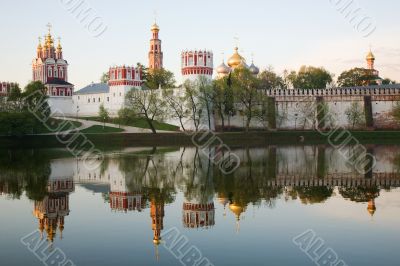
290,186,334,204
0,149,51,200
339,186,380,202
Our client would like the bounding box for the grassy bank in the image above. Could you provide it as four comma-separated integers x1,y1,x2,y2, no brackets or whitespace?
78,116,179,131
1,130,400,149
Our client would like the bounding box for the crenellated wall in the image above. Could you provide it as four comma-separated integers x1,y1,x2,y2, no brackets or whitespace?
213,85,400,130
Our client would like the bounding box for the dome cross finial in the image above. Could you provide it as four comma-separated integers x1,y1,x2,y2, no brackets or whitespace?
46,23,52,34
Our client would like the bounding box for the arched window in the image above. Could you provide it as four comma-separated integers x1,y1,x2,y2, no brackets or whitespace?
54,68,58,78
48,67,52,77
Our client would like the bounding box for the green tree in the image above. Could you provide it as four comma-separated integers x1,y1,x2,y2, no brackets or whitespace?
382,78,396,85
100,72,109,83
232,67,261,132
258,68,285,90
197,76,214,129
337,68,377,87
125,88,166,134
145,68,176,90
183,80,202,131
288,66,333,89
23,81,51,120
164,89,189,131
98,104,109,129
345,102,365,129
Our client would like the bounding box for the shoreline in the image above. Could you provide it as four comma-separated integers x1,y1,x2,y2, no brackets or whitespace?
1,130,400,149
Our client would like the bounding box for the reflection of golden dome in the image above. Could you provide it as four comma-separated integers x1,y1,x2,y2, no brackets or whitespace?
366,50,375,60
367,199,376,216
229,203,245,220
228,47,244,68
151,23,160,32
218,197,229,206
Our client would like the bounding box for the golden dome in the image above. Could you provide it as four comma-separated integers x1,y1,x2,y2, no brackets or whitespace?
56,38,62,51
229,203,245,220
153,238,161,245
37,37,43,50
151,23,160,32
228,47,244,68
366,50,375,60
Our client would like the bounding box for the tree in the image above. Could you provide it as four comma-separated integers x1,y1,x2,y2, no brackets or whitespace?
345,102,365,129
288,66,333,89
23,81,51,120
197,76,214,129
382,78,396,85
164,89,189,131
100,72,109,83
391,102,400,123
232,67,261,132
258,67,285,90
98,104,109,129
145,68,176,90
253,93,273,130
337,68,379,87
125,88,166,134
183,80,202,132
213,78,227,131
118,107,137,125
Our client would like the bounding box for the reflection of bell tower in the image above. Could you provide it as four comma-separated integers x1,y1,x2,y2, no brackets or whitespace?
33,178,74,242
367,198,376,217
150,198,164,246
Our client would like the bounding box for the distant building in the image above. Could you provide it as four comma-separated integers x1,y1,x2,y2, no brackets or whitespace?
73,65,143,116
32,25,74,115
0,82,18,97
216,46,259,79
148,22,163,71
365,49,383,85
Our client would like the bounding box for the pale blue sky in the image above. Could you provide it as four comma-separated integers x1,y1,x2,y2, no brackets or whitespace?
1,0,399,89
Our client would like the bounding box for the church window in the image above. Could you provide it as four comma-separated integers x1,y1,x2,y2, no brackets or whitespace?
88,98,90,103
119,92,121,96
48,67,52,77
107,97,109,102
98,97,101,102
93,98,95,102
60,90,64,96
54,68,58,78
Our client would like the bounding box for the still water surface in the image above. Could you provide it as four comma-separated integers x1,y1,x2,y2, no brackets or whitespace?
0,146,399,266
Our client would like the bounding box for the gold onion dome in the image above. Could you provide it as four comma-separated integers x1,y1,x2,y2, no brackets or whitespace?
37,37,43,50
151,23,160,32
217,61,230,74
57,39,62,51
366,50,375,60
237,60,249,70
249,62,260,75
228,47,244,68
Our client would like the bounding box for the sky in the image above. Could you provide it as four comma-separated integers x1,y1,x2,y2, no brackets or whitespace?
1,0,400,89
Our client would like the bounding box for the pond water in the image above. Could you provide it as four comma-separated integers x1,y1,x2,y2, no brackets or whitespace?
0,145,399,266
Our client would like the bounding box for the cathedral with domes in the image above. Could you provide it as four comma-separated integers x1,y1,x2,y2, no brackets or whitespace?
216,46,260,79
